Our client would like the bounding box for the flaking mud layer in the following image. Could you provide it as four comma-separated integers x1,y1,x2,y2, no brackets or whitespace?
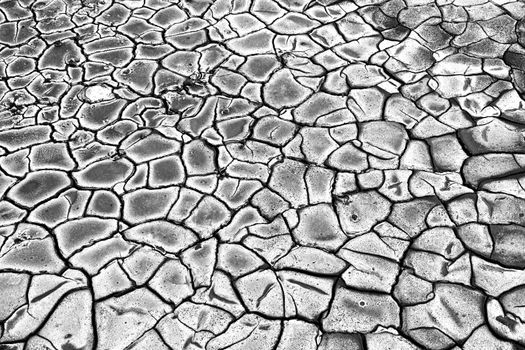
1,0,525,349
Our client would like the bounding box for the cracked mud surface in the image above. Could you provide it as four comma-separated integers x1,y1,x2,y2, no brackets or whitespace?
2,0,525,349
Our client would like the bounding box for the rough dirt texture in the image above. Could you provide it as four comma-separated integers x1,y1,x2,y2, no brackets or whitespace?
1,0,525,349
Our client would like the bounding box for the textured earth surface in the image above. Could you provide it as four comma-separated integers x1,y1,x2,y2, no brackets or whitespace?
2,0,525,349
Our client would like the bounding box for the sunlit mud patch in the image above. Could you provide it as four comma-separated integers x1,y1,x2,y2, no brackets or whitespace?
82,84,115,103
